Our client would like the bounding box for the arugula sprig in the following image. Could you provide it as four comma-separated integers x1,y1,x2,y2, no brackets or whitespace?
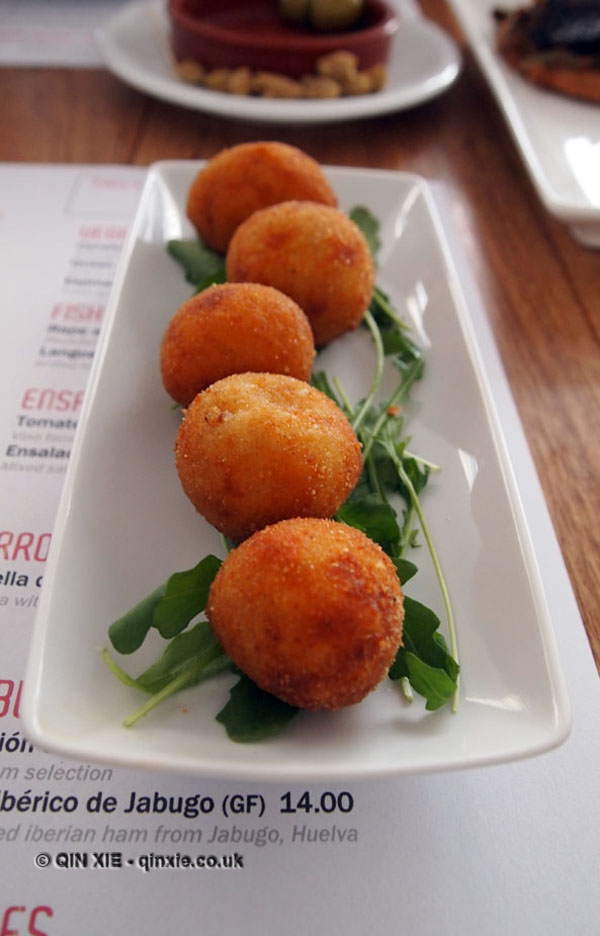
104,556,230,727
323,205,460,711
103,558,294,739
389,598,460,711
166,238,225,292
216,675,298,743
103,622,231,728
320,362,460,712
108,555,221,653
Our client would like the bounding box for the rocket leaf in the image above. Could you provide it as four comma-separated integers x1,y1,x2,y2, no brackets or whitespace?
166,238,225,289
216,675,298,743
108,555,221,653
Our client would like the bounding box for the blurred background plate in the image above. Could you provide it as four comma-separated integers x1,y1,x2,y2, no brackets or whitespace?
447,0,600,247
96,0,461,124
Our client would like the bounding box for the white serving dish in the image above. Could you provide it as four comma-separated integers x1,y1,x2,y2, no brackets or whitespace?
96,0,461,124
22,162,571,780
447,0,600,247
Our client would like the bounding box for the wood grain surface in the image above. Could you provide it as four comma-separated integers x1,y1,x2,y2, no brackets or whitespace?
1,0,598,668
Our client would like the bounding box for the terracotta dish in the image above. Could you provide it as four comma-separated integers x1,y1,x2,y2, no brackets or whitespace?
168,0,399,78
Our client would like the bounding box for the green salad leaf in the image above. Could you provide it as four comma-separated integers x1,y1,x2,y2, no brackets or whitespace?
393,558,418,585
153,555,222,639
108,555,221,653
350,205,381,258
216,675,299,743
336,495,401,557
315,206,459,711
108,584,166,655
134,621,230,694
389,597,459,710
103,622,231,727
166,238,225,291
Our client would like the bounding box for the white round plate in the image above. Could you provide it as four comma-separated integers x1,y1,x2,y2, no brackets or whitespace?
96,0,461,124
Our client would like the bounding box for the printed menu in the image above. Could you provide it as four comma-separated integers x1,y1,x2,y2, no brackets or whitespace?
0,165,598,935
0,0,125,67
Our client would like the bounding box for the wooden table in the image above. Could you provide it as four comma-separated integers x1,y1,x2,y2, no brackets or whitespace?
1,0,598,669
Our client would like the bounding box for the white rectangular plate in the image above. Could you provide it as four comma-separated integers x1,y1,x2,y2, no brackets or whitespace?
23,163,571,780
447,0,600,248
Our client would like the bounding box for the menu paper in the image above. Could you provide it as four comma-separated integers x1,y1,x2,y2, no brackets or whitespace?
1,165,599,936
0,0,126,67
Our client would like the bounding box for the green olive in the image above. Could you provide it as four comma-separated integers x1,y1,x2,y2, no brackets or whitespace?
278,0,311,25
309,0,364,31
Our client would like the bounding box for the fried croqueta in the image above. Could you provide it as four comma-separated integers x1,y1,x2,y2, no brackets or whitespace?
175,372,362,542
226,200,375,346
207,517,404,709
160,282,315,406
186,141,337,253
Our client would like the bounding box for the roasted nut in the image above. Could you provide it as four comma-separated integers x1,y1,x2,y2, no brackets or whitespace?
341,70,374,95
203,68,234,92
251,72,304,98
174,58,206,84
365,63,387,91
317,50,360,82
173,48,385,99
227,67,252,95
301,75,343,98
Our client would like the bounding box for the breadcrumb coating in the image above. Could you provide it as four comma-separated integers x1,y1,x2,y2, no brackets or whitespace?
175,373,362,542
186,141,337,253
160,282,315,406
207,517,404,710
226,200,375,346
